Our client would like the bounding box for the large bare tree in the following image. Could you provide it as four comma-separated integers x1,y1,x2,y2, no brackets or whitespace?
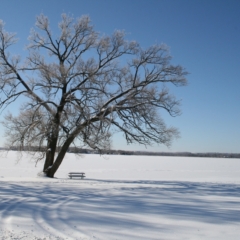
0,14,187,177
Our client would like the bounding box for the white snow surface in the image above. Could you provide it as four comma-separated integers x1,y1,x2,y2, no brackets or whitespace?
0,151,240,239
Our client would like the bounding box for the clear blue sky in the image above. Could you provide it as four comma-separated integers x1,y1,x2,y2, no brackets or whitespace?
0,0,239,153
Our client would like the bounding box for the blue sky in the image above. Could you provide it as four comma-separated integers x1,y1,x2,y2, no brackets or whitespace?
0,0,239,153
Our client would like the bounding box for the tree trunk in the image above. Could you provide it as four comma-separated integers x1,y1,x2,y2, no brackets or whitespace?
43,118,61,173
43,100,66,175
46,135,75,178
43,135,58,173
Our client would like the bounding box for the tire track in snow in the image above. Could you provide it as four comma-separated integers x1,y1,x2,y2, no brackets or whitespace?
32,192,90,240
0,183,90,240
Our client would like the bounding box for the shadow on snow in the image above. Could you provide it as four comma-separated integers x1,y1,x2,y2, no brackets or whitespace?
0,180,240,237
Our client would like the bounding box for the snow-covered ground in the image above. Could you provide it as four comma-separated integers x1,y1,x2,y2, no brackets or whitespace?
0,151,240,239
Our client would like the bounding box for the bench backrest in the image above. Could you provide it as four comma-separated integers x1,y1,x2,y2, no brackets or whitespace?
69,172,85,174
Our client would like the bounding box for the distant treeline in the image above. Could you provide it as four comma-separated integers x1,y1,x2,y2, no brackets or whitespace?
69,148,240,158
2,146,240,159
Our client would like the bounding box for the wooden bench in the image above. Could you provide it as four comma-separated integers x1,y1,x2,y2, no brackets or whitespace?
68,172,86,179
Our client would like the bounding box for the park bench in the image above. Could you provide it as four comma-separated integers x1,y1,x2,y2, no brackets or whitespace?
68,172,86,179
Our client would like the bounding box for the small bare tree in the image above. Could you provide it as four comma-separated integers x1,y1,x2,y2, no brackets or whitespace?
0,14,187,177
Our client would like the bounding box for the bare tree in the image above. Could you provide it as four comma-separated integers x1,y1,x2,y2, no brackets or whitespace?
0,14,187,177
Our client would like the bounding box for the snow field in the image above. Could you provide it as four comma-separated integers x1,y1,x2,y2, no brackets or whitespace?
0,151,240,239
